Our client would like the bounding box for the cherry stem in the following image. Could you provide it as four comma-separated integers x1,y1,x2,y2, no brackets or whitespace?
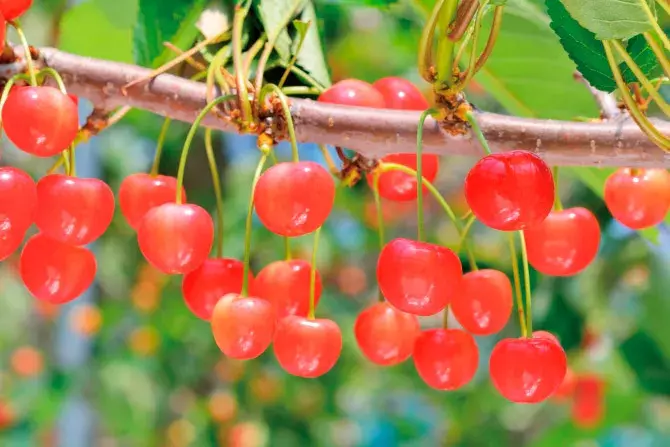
204,128,225,258
10,20,37,86
284,236,292,261
380,162,478,270
232,2,254,126
434,0,460,91
456,214,478,270
259,84,299,162
372,171,386,250
553,166,563,211
473,5,504,74
278,22,311,89
318,144,339,176
206,46,232,104
442,307,450,329
307,227,322,320
150,118,172,176
69,143,76,176
416,108,437,242
507,233,528,338
37,68,68,93
175,94,236,204
417,0,445,82
519,230,533,336
454,0,487,92
465,110,492,156
241,151,269,297
643,32,670,80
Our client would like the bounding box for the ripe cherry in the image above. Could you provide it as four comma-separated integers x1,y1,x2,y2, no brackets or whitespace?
35,174,115,246
119,173,186,230
366,153,440,202
211,293,275,360
273,316,342,378
413,329,479,390
354,301,420,366
572,374,604,428
0,0,33,20
533,330,560,345
2,86,79,157
0,167,37,258
464,151,554,231
253,259,322,319
20,233,96,304
137,203,214,274
377,238,462,316
253,161,335,237
524,207,600,276
0,228,24,261
372,77,430,111
604,168,670,230
182,258,253,320
0,13,5,54
489,336,567,403
450,269,512,336
318,79,386,108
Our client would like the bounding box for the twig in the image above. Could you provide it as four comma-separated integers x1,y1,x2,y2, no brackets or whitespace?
573,71,621,120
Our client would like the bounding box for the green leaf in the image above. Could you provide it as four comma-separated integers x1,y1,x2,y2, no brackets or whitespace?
470,0,599,119
325,0,399,6
291,2,332,88
253,0,307,63
559,0,656,40
133,0,208,67
620,331,670,395
621,33,664,81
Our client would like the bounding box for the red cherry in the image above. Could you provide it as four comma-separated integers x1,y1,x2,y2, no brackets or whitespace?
0,12,5,54
372,77,430,111
366,153,440,202
273,316,342,378
137,203,214,274
604,168,670,230
211,293,275,360
413,329,479,390
354,301,420,366
572,374,604,428
0,166,37,232
524,207,600,276
0,227,24,261
464,151,554,231
318,79,386,108
182,258,254,320
2,86,79,157
253,161,335,237
532,330,561,345
68,94,78,106
35,174,115,246
489,337,567,403
450,269,512,336
377,238,462,316
0,0,32,20
118,173,186,230
19,233,96,304
253,259,322,319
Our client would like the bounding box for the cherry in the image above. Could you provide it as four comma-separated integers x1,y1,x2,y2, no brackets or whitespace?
572,374,604,428
0,0,32,20
0,12,5,54
532,330,560,345
253,259,322,319
377,238,462,316
354,301,420,366
413,329,479,390
35,174,115,246
317,79,386,108
604,168,670,230
137,203,214,274
372,77,430,111
253,161,335,237
273,316,342,378
489,337,567,403
182,258,254,320
20,233,96,304
366,153,440,202
211,293,275,360
464,151,554,231
118,173,186,230
524,207,600,276
0,227,23,261
2,86,79,157
450,269,512,336
0,166,37,236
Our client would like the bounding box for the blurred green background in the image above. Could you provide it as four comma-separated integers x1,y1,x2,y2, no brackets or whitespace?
1,0,670,446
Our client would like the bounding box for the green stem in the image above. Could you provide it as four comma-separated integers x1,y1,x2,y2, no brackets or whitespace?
507,233,527,338
284,237,292,261
69,143,76,177
278,22,310,89
207,46,232,102
603,41,670,150
442,307,450,329
474,5,504,73
434,0,460,91
282,86,322,96
416,108,436,242
639,0,670,51
456,214,476,263
10,20,37,86
150,118,172,176
553,166,563,211
418,0,447,82
241,152,269,297
175,94,236,204
232,2,253,126
519,230,533,336
259,84,299,162
204,128,225,258
36,67,68,93
372,171,386,250
643,32,670,79
307,227,322,320
658,0,670,17
465,110,492,156
455,0,488,92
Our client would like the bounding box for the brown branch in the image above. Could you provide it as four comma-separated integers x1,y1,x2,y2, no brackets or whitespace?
6,46,670,167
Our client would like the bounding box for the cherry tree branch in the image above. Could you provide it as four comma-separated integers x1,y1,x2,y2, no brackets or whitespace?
5,47,670,167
